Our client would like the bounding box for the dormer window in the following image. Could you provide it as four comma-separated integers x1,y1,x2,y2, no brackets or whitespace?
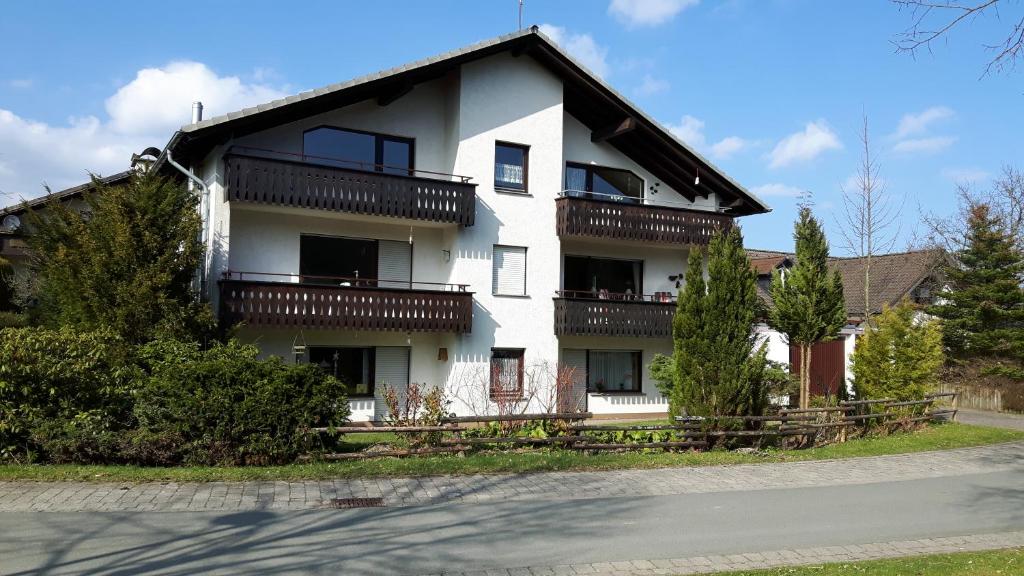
565,162,644,203
303,127,413,175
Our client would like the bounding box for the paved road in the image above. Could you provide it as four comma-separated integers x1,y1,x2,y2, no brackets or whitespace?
958,408,1024,431
2,444,1022,575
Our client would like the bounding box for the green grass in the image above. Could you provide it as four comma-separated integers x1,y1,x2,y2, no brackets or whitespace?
708,547,1023,575
0,423,1020,483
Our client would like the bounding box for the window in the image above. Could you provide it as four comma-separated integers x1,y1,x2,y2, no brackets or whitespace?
563,255,642,299
494,142,528,192
490,349,525,399
310,346,376,396
587,350,641,393
565,162,644,203
299,235,412,288
492,245,527,296
303,127,413,175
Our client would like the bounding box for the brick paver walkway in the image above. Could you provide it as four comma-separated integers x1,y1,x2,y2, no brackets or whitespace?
416,531,1024,576
1,441,1021,513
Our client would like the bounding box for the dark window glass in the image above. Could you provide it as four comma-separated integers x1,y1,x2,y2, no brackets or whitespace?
300,235,378,285
303,127,413,173
490,349,524,398
310,347,375,396
495,143,528,191
564,163,644,203
587,350,641,392
563,256,642,298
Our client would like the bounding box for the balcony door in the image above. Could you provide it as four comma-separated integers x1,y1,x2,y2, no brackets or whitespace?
300,235,411,287
563,255,642,299
303,126,413,175
565,162,644,204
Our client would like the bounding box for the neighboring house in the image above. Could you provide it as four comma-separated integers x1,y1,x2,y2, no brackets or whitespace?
750,248,946,398
3,28,771,420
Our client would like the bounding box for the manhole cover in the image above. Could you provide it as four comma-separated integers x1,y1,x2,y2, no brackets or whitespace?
327,497,385,508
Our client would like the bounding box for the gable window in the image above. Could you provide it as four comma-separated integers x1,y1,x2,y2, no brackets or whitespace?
490,348,525,399
492,245,527,296
587,350,641,393
565,162,644,203
303,127,413,175
494,142,529,192
310,346,376,397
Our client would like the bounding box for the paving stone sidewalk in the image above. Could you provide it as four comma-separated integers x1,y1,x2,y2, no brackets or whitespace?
1,441,1021,513
415,530,1024,576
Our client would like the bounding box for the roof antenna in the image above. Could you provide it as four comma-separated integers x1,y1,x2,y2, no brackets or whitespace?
518,0,524,30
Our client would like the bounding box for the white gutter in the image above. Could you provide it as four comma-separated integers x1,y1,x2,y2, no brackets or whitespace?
165,150,210,298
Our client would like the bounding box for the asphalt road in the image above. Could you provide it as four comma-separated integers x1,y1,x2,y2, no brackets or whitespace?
2,468,1022,576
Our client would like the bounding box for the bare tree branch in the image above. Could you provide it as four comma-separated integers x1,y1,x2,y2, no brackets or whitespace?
892,0,1024,76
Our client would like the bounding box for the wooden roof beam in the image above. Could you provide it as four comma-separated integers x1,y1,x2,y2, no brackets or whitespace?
591,117,637,143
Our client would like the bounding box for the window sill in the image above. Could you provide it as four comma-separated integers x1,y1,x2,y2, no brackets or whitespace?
495,187,531,196
588,391,644,396
492,293,531,299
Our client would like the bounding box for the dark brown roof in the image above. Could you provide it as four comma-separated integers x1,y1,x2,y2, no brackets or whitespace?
750,256,789,275
158,27,769,216
747,248,945,320
0,171,133,218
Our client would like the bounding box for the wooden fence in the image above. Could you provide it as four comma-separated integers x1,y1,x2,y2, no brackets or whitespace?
937,382,1003,412
302,394,956,461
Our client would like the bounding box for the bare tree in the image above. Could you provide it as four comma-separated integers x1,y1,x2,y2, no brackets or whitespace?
893,0,1024,76
925,165,1024,252
837,114,903,321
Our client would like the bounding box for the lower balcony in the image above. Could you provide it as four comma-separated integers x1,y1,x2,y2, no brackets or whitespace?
554,291,675,338
219,272,473,333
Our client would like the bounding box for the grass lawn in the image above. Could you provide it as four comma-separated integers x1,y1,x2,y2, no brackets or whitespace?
708,547,1022,575
0,422,1020,483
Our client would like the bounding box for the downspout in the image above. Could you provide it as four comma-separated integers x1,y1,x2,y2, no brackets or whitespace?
165,149,210,299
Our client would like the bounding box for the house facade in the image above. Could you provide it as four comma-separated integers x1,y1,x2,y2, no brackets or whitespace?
10,28,770,421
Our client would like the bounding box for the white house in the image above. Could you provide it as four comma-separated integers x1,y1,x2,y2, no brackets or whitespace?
9,28,773,421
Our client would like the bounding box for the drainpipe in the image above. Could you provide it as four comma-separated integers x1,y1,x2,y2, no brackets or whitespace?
166,149,210,299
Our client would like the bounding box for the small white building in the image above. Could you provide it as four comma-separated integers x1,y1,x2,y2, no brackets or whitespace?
749,249,945,399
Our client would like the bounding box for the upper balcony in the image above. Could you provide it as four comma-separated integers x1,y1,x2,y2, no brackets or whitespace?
223,148,477,226
219,271,474,333
554,290,675,339
555,192,732,246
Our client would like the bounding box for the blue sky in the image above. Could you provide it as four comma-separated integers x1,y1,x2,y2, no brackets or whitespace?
1,0,1020,251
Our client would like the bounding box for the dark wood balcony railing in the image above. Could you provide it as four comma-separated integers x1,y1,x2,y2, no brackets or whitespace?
555,194,732,245
554,292,675,338
224,149,476,226
219,272,473,333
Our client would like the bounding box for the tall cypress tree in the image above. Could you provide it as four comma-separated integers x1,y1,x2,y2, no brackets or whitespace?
929,203,1024,376
657,227,768,417
769,207,846,409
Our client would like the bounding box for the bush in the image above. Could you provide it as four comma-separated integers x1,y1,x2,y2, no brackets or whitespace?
135,339,350,465
851,301,945,401
0,327,139,460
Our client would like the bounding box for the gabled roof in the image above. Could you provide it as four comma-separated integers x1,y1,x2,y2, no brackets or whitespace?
750,256,791,275
158,26,770,216
747,248,946,319
0,171,133,219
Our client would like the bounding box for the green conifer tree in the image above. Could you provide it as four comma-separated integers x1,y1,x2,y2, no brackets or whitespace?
25,170,213,343
769,207,846,408
851,300,944,400
656,227,768,417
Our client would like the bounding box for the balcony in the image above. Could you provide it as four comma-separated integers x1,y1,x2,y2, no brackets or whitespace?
554,291,675,338
223,149,476,226
219,272,473,333
555,193,732,246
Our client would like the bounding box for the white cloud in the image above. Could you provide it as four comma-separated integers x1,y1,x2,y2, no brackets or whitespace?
608,0,700,27
750,183,805,197
768,120,842,168
892,136,956,154
942,167,990,183
0,61,288,200
8,79,33,89
893,106,954,139
635,74,669,96
666,115,706,149
539,24,610,78
710,136,749,159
